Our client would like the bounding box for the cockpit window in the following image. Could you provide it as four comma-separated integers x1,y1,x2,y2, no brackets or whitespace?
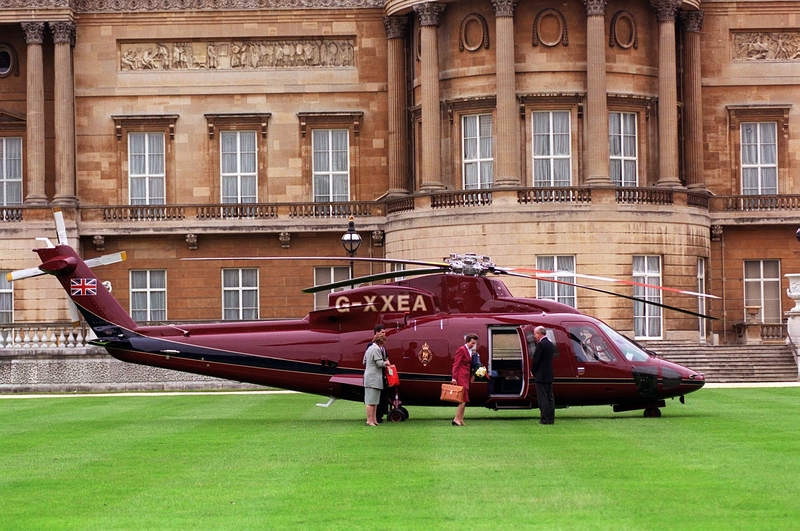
596,322,651,362
567,325,615,363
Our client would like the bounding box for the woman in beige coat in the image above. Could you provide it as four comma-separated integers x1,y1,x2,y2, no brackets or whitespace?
363,333,389,426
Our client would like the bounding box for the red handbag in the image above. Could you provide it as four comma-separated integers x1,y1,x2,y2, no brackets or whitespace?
385,364,400,387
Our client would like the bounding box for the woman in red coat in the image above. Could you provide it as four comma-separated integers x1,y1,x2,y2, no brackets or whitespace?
451,333,478,426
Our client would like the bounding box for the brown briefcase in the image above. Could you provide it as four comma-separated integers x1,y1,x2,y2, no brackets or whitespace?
440,383,464,403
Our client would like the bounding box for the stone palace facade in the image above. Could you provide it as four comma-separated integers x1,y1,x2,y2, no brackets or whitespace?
1,0,799,347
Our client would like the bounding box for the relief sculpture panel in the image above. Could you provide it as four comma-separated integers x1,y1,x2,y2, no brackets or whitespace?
733,32,800,61
119,38,355,71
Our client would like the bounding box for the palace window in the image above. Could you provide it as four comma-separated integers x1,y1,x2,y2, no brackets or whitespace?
313,129,350,202
462,113,494,189
744,260,781,323
609,111,638,187
536,255,576,308
221,131,257,203
313,266,350,310
0,272,12,323
741,122,778,195
0,137,22,206
533,111,571,186
128,132,165,205
130,270,167,322
633,255,662,339
222,268,259,320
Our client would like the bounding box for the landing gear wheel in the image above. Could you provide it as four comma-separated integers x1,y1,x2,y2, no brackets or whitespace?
388,408,406,422
643,407,662,418
399,406,409,420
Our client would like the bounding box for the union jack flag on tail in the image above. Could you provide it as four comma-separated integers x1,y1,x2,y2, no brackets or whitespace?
71,278,97,296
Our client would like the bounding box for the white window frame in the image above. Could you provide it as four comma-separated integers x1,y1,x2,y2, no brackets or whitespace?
609,111,638,187
313,266,351,310
222,268,259,320
0,137,23,206
128,132,166,205
130,270,167,323
532,111,571,187
0,271,12,323
741,122,778,195
744,259,781,323
220,130,258,204
462,113,494,190
633,255,662,339
536,255,576,308
312,129,350,203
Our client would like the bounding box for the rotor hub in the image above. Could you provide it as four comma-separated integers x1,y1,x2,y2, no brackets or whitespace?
444,253,495,276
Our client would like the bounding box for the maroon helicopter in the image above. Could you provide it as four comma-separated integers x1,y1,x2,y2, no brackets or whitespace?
8,209,708,419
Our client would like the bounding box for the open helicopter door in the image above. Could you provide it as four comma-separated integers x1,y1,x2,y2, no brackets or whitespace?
486,326,532,409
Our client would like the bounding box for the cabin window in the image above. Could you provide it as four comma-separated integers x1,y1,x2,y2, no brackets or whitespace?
128,132,165,205
609,111,638,187
222,268,259,320
0,271,12,323
130,270,167,322
535,255,576,308
741,122,778,195
313,266,350,310
633,255,662,339
744,259,781,323
0,137,23,206
567,324,615,362
221,131,258,204
532,111,571,186
462,113,494,189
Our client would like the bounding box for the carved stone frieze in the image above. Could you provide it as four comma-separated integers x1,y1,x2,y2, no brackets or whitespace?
0,0,382,11
679,10,703,33
414,2,445,28
582,0,607,17
21,22,46,45
383,17,408,40
119,38,354,71
733,32,800,61
650,0,681,23
491,0,517,18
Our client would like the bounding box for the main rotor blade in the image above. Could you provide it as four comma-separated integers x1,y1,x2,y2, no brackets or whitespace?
302,267,445,293
504,267,720,299
182,256,450,268
508,271,719,321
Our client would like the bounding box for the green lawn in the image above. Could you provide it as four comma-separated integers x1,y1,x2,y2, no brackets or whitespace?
1,388,799,530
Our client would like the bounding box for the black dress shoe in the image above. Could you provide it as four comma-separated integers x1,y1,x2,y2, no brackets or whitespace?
452,420,464,426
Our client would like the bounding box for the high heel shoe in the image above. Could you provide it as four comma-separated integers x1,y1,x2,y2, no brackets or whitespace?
452,420,464,426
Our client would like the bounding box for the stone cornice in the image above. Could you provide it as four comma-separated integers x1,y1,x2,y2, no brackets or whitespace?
0,0,383,11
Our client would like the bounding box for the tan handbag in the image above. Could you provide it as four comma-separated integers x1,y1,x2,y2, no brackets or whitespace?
440,383,465,403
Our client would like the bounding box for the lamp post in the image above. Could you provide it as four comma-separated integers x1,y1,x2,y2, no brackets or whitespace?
341,215,362,287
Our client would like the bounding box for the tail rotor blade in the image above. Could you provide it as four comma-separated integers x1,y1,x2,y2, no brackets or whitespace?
85,252,127,268
6,267,46,282
53,207,69,246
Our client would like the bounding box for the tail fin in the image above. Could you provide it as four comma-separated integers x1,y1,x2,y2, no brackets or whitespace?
33,244,139,336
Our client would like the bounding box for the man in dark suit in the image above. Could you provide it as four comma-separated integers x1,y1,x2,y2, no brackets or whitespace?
532,325,555,425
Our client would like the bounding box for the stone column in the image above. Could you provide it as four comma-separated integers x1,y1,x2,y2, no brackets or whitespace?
680,10,705,190
383,16,410,196
492,0,520,187
414,2,446,191
582,0,611,185
651,0,682,187
22,22,48,205
51,21,78,206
